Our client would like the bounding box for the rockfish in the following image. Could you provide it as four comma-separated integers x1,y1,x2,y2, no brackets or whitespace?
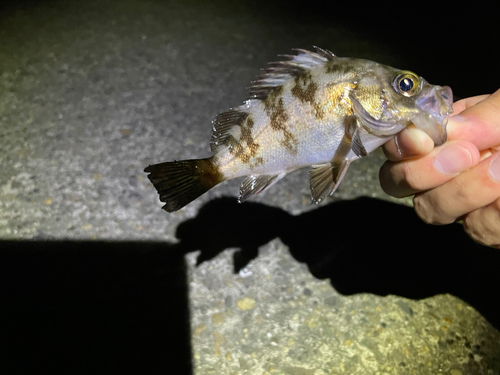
145,47,453,212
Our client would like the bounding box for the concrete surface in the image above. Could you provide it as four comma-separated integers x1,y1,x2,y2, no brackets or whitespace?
1,1,499,374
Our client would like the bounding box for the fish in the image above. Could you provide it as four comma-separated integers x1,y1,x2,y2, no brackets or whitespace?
144,47,453,212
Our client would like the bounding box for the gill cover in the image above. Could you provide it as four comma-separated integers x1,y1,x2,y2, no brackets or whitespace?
350,72,406,137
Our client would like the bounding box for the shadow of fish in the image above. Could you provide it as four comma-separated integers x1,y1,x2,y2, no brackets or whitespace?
145,47,453,212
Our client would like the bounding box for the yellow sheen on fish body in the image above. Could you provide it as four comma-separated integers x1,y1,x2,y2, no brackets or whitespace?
352,80,386,120
320,83,355,118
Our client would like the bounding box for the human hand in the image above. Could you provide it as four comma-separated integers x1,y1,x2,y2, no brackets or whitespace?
379,90,500,248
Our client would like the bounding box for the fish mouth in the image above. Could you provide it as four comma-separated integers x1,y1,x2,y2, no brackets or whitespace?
412,85,453,146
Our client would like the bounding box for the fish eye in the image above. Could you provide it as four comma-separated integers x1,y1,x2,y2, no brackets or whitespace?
392,71,421,97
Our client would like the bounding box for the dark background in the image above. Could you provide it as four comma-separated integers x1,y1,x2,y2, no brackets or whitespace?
1,0,497,97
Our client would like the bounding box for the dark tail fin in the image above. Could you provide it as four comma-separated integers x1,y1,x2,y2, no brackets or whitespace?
144,158,223,212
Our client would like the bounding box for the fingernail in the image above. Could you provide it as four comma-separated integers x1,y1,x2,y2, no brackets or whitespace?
434,144,472,175
395,128,421,157
489,152,500,182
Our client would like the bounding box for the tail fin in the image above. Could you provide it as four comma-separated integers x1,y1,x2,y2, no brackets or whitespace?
144,158,223,212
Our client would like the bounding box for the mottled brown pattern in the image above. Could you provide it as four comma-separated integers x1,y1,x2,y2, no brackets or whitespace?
210,110,249,152
263,86,284,109
325,60,346,74
227,136,244,158
264,87,298,154
324,61,363,79
227,117,262,167
255,157,264,165
249,156,264,169
291,72,318,105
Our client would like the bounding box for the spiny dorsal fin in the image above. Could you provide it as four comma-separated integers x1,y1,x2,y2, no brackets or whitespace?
312,46,336,61
248,47,335,100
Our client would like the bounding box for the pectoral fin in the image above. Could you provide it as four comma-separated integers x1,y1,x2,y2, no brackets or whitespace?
309,116,364,203
351,127,368,157
309,160,350,203
238,173,286,203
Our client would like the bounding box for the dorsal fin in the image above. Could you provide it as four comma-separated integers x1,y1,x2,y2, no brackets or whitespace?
210,47,336,153
210,108,249,152
312,46,336,61
248,47,335,100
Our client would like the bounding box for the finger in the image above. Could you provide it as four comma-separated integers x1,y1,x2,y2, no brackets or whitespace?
413,151,500,224
379,140,480,198
447,89,500,150
463,198,500,249
451,94,490,114
382,125,435,162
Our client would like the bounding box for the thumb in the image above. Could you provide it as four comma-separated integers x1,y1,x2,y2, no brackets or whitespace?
382,124,435,162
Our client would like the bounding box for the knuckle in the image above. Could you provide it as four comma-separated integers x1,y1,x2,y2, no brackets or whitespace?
463,210,500,248
413,194,450,225
413,195,435,224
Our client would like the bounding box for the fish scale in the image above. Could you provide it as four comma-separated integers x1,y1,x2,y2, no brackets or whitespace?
145,47,453,212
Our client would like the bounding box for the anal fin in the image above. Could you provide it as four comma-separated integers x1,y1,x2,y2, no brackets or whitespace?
238,173,286,203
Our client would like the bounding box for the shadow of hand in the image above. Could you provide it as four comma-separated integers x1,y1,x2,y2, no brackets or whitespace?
175,197,292,271
174,196,500,329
